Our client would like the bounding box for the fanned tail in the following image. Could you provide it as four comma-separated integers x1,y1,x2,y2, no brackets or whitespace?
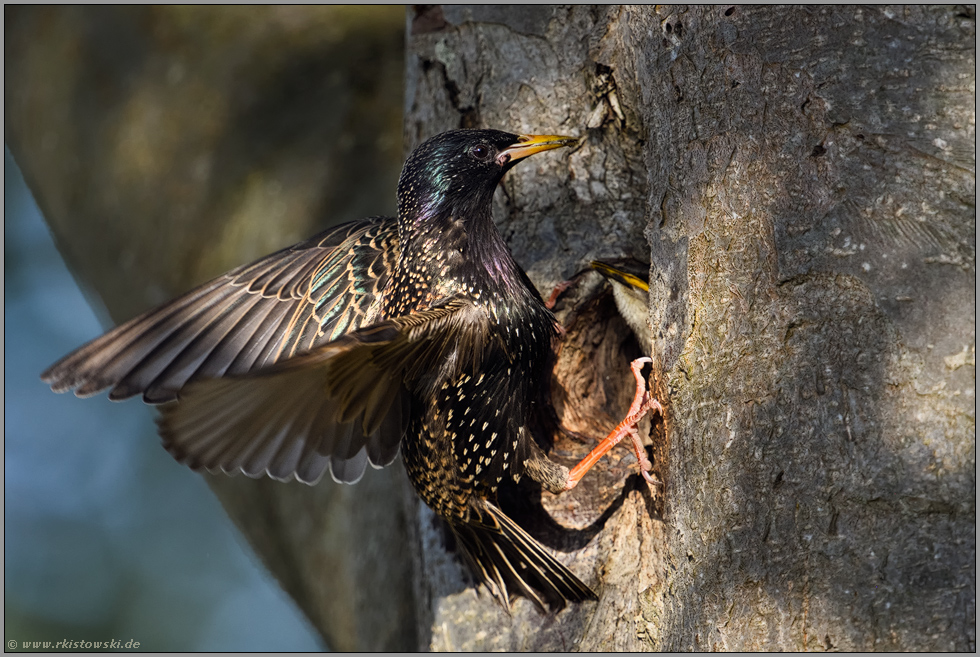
449,501,597,612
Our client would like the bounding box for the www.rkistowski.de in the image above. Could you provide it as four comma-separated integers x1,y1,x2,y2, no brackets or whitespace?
8,639,141,650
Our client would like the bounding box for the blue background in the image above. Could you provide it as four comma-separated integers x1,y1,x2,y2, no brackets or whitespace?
5,148,323,651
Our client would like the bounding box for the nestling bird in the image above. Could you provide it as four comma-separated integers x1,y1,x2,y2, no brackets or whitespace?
42,129,659,611
590,258,652,354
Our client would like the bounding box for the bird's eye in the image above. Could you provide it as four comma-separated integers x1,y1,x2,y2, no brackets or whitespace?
469,144,492,161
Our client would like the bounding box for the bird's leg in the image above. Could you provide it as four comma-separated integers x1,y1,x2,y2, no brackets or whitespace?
562,357,662,491
544,279,575,310
543,267,593,311
524,357,662,495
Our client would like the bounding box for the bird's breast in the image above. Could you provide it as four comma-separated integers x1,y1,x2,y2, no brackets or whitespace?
404,299,556,512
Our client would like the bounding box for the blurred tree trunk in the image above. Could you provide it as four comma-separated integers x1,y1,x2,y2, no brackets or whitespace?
5,6,415,652
7,4,975,652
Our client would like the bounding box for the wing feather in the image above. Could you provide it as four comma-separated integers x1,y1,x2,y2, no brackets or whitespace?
157,300,491,484
44,219,498,486
42,217,399,402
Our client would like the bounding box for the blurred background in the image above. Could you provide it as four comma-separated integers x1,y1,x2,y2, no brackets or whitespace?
5,149,325,651
5,6,407,650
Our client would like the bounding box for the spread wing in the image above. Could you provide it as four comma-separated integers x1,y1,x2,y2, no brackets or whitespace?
41,217,399,404
158,300,493,484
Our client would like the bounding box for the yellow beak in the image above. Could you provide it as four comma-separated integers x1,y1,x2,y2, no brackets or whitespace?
498,134,578,165
590,260,650,292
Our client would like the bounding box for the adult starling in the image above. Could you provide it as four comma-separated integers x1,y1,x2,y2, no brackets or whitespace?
42,129,658,611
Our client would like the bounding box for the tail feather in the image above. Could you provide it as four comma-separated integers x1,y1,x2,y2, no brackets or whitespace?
450,501,597,612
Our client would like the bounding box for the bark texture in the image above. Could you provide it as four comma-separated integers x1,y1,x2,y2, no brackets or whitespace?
7,4,975,652
404,4,975,651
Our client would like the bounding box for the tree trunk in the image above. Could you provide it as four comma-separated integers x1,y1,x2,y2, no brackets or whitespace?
404,5,975,651
7,5,974,651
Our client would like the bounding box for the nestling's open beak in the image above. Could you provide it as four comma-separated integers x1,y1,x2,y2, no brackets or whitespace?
497,134,578,166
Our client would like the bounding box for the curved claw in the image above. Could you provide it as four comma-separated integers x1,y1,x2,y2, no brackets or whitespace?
562,357,663,491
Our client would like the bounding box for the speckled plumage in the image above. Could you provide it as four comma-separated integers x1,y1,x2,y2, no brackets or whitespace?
387,133,560,523
43,129,594,611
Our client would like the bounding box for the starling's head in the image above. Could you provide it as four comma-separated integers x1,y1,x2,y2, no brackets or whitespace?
397,129,576,226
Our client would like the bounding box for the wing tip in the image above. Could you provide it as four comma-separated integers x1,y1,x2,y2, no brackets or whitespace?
42,377,113,399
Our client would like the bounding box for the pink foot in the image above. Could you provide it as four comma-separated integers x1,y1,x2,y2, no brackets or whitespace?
563,357,663,491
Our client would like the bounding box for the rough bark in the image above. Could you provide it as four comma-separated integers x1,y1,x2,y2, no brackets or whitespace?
7,4,975,652
404,4,975,651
